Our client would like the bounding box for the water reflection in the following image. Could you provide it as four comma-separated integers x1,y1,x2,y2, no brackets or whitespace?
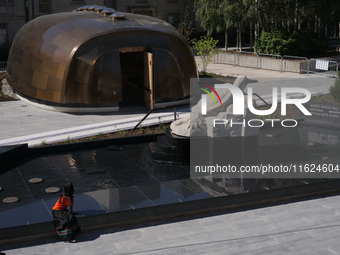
1,125,340,229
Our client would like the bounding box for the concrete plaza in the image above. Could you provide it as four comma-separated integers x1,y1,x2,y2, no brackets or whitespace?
1,61,340,254
0,58,335,146
2,194,340,255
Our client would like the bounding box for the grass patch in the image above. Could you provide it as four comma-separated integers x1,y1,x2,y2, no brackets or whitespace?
258,93,340,120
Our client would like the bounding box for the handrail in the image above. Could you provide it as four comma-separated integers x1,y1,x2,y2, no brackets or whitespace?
129,109,154,133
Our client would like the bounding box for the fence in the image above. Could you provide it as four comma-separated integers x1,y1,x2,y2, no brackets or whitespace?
0,61,7,71
257,53,282,71
308,59,339,78
1,54,340,77
282,55,309,73
214,51,339,78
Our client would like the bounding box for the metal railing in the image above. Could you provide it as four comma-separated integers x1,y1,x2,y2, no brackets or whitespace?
257,53,282,71
308,59,339,78
282,55,309,73
2,55,340,78
214,51,340,78
0,61,7,71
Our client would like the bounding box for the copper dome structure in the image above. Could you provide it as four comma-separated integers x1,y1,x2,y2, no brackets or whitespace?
7,7,197,112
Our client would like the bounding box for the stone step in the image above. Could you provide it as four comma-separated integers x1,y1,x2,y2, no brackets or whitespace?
156,135,178,153
166,128,189,147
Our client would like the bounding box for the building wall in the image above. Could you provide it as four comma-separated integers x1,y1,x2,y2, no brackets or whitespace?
0,0,26,45
1,0,193,58
116,0,188,28
50,0,105,14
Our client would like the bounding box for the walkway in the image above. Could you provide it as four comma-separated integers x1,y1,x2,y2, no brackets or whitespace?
2,194,340,254
0,59,335,146
0,102,189,147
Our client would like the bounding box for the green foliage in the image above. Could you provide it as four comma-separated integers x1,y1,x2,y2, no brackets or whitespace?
65,136,72,143
158,117,166,133
290,30,328,56
41,140,47,146
192,36,219,74
194,0,224,36
119,130,127,136
150,3,162,19
254,30,328,56
329,76,340,102
195,0,339,51
254,31,288,55
115,125,127,136
178,6,194,42
138,124,143,133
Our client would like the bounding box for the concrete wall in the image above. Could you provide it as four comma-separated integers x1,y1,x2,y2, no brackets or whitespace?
215,52,310,74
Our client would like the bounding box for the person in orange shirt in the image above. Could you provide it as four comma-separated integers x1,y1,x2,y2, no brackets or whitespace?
52,183,80,242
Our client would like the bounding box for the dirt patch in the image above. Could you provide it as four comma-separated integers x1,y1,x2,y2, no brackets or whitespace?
46,123,171,146
310,93,340,105
0,73,16,102
258,93,340,120
48,94,339,146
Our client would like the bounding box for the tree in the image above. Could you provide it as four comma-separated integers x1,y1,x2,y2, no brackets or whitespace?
150,3,162,19
195,0,340,53
178,6,195,42
195,0,228,48
192,36,219,74
221,0,251,51
195,0,253,51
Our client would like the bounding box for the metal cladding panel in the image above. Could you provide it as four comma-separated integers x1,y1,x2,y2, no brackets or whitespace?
7,11,197,105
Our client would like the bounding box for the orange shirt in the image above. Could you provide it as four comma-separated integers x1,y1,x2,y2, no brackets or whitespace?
52,196,72,210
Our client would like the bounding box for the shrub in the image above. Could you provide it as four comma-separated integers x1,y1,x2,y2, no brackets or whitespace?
329,75,340,102
254,30,328,57
254,31,288,55
192,35,219,74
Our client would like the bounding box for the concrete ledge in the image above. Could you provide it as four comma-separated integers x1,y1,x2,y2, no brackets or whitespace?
0,144,28,165
29,133,162,157
0,134,162,169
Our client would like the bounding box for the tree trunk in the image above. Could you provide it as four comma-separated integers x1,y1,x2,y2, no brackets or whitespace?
254,0,259,42
236,28,239,51
271,17,274,31
314,15,317,33
250,22,253,49
224,30,228,50
239,28,242,51
334,23,337,38
255,22,260,41
294,0,298,32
